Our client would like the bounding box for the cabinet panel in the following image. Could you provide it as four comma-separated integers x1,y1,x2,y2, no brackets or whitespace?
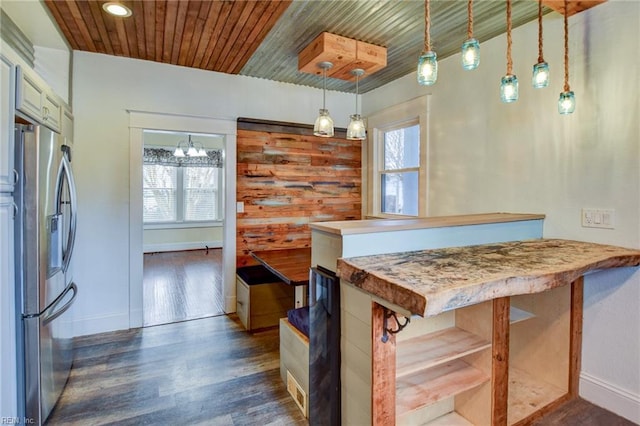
62,106,73,145
0,194,17,417
0,55,16,193
16,66,43,121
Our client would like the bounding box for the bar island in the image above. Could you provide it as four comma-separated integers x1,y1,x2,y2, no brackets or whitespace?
309,213,640,425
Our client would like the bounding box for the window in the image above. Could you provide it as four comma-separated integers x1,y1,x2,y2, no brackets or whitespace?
380,125,420,216
367,96,429,217
143,147,223,225
143,164,177,222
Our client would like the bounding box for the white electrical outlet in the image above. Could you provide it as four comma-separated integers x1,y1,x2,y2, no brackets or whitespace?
581,208,615,229
236,201,245,213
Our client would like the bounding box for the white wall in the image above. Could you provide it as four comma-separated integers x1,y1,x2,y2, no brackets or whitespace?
71,51,354,336
364,2,639,421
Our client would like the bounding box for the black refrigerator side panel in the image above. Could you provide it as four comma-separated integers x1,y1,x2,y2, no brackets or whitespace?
309,267,341,426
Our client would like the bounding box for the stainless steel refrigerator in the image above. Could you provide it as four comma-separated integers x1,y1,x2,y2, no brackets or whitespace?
14,123,78,425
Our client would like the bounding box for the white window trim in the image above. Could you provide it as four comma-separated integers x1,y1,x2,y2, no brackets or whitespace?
366,95,430,218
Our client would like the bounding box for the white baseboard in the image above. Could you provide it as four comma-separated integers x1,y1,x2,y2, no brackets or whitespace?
72,312,130,337
143,240,222,253
580,372,640,423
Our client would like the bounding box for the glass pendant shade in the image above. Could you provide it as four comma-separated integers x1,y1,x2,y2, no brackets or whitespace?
532,62,549,88
500,74,519,103
558,91,575,114
417,51,438,85
173,147,185,157
186,146,199,157
314,109,334,137
461,38,480,70
313,61,334,137
347,114,366,140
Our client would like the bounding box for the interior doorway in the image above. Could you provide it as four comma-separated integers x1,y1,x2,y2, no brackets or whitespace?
141,130,225,326
128,111,238,330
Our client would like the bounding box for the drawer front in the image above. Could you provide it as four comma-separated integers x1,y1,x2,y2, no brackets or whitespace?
236,278,250,329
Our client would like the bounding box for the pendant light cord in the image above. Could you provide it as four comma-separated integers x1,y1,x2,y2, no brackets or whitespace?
322,67,327,109
537,0,544,63
506,0,513,75
355,74,359,114
563,0,570,91
467,0,473,40
424,0,431,52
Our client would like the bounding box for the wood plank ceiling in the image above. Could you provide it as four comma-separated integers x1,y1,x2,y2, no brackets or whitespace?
44,0,606,93
44,0,291,74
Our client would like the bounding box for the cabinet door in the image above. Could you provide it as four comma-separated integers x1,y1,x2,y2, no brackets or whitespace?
15,66,44,123
0,194,17,418
0,55,16,193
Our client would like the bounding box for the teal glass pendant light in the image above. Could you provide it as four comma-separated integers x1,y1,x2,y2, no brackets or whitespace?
500,0,518,103
461,0,480,70
532,0,549,88
500,75,519,103
558,0,575,114
313,61,335,137
417,0,437,85
346,69,366,140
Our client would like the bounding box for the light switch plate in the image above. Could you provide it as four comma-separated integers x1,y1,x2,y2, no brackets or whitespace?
581,208,614,229
236,201,245,213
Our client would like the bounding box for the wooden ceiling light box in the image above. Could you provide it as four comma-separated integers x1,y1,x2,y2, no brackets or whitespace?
298,32,356,76
541,0,606,16
331,41,388,81
298,32,387,80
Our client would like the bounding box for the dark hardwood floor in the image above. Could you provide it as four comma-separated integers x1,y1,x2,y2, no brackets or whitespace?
46,314,307,425
532,398,637,426
46,313,636,425
143,249,224,327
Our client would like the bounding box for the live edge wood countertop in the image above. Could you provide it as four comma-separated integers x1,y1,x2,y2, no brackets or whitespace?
336,239,640,317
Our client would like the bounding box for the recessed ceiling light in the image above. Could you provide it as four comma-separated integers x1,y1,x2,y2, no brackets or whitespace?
102,2,132,17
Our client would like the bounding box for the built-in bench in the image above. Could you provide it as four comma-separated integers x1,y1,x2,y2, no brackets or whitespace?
236,265,294,331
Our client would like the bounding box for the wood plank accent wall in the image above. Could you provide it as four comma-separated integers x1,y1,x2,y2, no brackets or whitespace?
236,118,362,267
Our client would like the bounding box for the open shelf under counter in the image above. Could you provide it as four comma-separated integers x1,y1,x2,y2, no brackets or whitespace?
509,306,535,325
396,359,490,418
507,367,566,425
397,327,491,378
427,411,474,426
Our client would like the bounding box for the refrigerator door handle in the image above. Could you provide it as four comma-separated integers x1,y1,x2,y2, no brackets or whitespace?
55,152,78,274
42,282,77,327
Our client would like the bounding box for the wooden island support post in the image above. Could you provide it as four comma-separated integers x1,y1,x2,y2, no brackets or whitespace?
336,239,640,426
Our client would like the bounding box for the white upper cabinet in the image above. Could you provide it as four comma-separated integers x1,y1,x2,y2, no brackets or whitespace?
15,65,62,132
0,55,16,193
62,105,73,146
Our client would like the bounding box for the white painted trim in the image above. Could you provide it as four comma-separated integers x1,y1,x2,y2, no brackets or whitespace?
143,240,222,253
128,110,236,134
580,372,640,423
128,112,238,327
366,95,431,217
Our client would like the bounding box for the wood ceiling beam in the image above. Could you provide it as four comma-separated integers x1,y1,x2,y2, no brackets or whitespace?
541,0,607,17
